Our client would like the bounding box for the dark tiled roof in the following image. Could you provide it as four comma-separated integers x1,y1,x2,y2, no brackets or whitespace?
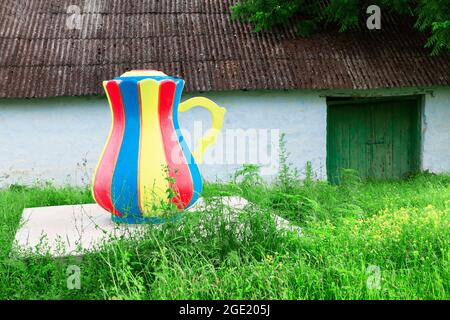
1,0,449,98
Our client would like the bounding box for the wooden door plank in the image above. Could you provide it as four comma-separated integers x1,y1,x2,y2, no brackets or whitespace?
327,96,421,183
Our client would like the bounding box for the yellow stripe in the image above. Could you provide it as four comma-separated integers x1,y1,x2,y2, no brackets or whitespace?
138,79,170,216
91,81,115,203
121,70,167,77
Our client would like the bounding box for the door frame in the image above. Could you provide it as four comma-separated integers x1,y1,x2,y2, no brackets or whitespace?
326,95,424,182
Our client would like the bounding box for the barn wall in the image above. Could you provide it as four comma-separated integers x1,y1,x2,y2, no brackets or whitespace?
422,88,450,173
0,90,327,187
0,87,448,188
180,90,328,181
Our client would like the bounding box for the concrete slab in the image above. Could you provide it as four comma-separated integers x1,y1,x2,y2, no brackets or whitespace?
12,196,301,257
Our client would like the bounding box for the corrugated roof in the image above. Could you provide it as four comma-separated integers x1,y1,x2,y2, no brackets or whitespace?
1,0,449,98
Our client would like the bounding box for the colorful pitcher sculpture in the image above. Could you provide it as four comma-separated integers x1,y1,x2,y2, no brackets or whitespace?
92,70,226,223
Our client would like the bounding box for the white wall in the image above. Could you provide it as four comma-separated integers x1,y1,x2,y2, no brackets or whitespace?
0,90,327,187
0,96,109,187
422,88,450,172
0,87,448,188
180,90,327,181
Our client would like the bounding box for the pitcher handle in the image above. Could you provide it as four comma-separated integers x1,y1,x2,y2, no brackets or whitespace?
179,97,226,164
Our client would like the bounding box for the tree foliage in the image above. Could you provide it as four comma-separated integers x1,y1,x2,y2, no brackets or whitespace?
231,0,450,55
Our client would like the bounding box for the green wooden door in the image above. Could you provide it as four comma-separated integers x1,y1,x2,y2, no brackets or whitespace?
327,97,421,183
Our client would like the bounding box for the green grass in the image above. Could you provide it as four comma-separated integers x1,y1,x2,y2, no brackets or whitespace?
0,169,449,299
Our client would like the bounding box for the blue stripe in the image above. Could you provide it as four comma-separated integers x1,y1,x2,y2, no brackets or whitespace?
111,80,142,218
172,80,202,208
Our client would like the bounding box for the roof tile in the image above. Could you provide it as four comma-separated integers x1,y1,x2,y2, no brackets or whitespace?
0,0,449,98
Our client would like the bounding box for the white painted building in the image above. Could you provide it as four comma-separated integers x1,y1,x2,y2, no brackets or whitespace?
0,1,449,187
1,87,449,187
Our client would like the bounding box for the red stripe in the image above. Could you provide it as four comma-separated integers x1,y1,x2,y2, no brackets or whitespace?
158,80,194,209
93,81,125,216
